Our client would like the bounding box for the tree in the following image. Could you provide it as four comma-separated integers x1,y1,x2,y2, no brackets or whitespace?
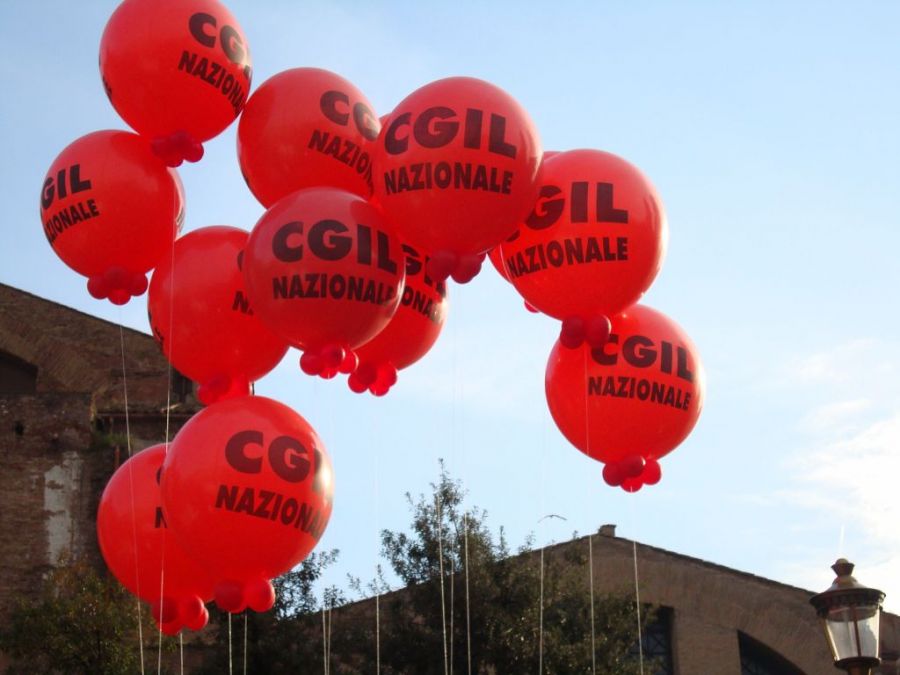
196,549,345,674
0,555,158,675
371,462,653,674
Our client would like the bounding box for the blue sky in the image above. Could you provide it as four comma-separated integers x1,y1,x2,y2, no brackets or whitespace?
3,1,900,610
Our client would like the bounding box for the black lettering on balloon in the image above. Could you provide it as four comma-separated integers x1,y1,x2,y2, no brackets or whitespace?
225,429,264,474
220,24,245,65
189,12,217,48
525,185,565,230
596,182,628,223
268,435,310,482
321,90,350,126
623,335,656,368
488,113,516,158
463,108,483,149
414,106,457,149
273,221,304,262
385,113,412,154
353,102,379,141
308,219,351,261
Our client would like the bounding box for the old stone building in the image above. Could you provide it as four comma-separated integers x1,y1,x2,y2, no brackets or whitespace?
0,282,197,625
2,283,898,673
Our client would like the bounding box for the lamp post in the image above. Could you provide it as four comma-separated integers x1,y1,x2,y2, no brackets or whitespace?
810,559,885,675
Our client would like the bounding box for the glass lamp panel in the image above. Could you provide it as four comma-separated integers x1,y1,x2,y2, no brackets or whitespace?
823,605,881,660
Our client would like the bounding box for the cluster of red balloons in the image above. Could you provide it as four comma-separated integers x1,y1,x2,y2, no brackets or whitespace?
98,397,333,634
44,0,708,634
486,150,706,490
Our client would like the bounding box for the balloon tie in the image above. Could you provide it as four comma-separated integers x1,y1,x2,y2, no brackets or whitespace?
151,130,204,168
119,321,145,674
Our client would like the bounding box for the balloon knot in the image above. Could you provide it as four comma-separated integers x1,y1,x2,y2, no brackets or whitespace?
301,344,353,379
151,130,204,167
86,267,147,305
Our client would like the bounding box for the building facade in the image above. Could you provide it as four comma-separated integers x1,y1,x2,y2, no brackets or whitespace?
1,284,897,673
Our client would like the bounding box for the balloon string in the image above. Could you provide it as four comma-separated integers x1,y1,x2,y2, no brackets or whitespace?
464,512,472,675
179,632,184,675
157,566,165,675
374,407,381,675
328,604,333,674
119,322,145,675
583,346,596,675
633,537,644,674
538,544,545,675
158,217,178,675
589,534,596,675
321,605,327,674
228,612,233,675
449,539,455,673
243,613,248,675
437,491,449,675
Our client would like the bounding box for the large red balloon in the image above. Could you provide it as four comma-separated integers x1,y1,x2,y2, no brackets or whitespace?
147,226,289,404
545,305,704,476
373,77,542,283
100,0,252,166
349,245,448,395
40,130,183,304
238,68,380,207
97,445,215,633
243,187,406,378
161,396,334,613
500,150,667,349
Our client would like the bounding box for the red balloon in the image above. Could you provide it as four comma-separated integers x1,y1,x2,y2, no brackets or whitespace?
97,445,215,633
148,226,289,404
545,305,705,469
161,396,334,613
100,0,252,165
349,245,448,395
40,130,183,305
238,68,380,207
243,187,405,377
373,77,542,283
500,150,667,348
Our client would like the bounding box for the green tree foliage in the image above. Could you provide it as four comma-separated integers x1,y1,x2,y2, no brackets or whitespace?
370,464,652,674
196,549,344,674
0,555,154,675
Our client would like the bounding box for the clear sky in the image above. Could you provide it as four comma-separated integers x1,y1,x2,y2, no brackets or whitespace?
3,1,900,611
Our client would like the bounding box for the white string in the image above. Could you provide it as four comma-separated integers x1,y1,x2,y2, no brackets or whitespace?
589,534,596,675
243,613,248,675
633,539,644,675
463,512,472,675
373,397,382,674
321,605,327,674
437,492,449,675
449,542,455,674
228,613,233,675
538,544,545,675
179,632,184,675
119,323,145,675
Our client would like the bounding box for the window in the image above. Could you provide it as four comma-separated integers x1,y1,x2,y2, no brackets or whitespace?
0,350,37,395
739,631,805,675
629,606,674,674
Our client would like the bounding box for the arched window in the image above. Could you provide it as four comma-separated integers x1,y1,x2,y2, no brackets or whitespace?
0,350,37,395
739,631,805,675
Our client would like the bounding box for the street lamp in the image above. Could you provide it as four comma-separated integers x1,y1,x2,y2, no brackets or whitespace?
810,559,885,675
